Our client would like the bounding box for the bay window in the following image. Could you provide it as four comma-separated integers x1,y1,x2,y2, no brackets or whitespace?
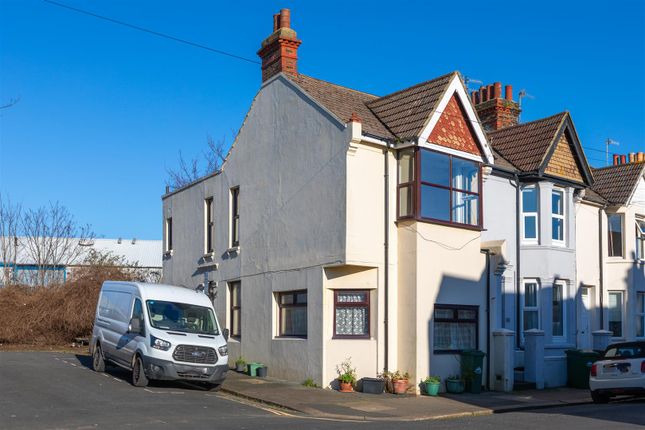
608,214,623,257
637,292,645,338
522,279,540,333
397,148,481,227
636,219,645,260
552,189,565,245
552,280,567,339
608,291,623,338
522,187,538,242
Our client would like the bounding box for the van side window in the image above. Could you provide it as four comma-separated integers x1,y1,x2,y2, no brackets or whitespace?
132,298,143,320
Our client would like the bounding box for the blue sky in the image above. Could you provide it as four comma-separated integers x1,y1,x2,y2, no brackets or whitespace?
1,0,643,239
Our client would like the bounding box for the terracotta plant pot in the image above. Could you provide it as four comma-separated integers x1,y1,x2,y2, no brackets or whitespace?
392,379,409,394
339,381,354,392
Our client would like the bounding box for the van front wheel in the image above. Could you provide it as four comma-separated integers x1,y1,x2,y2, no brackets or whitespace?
92,344,105,372
132,356,149,387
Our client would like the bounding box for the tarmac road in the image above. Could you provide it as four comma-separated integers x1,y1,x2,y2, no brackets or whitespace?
0,352,643,430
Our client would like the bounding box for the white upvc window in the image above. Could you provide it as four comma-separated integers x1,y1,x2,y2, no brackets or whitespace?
636,218,645,261
521,186,538,243
637,292,645,338
551,188,565,246
608,290,624,338
552,280,567,341
608,214,624,257
521,279,540,342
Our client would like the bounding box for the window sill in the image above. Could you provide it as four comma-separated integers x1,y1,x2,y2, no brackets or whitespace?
163,250,173,258
227,246,240,254
332,335,371,340
434,349,473,355
273,336,307,341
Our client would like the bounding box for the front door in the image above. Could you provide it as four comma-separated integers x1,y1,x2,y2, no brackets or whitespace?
578,287,591,349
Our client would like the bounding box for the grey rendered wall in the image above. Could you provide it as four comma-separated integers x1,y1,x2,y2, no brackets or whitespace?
162,75,348,382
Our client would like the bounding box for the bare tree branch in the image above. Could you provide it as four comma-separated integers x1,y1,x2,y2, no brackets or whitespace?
20,202,94,286
0,96,21,110
0,194,21,285
166,135,229,190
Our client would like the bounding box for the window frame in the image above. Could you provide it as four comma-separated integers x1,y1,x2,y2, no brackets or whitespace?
333,290,370,339
397,149,415,220
433,304,479,354
204,197,214,254
521,279,541,343
637,292,645,339
521,186,539,244
552,280,567,341
551,188,565,246
165,217,173,253
636,218,645,261
230,187,240,248
608,213,624,258
608,290,624,339
396,147,483,230
277,290,308,339
228,281,241,340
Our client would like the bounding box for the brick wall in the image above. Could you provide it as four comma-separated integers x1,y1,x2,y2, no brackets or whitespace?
428,95,481,156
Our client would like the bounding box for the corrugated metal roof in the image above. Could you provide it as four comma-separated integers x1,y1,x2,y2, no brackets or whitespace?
4,237,162,268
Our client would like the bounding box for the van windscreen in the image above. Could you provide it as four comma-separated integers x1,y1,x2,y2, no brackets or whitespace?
146,300,219,335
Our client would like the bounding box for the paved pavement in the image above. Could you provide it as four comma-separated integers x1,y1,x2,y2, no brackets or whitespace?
1,352,643,430
222,370,593,421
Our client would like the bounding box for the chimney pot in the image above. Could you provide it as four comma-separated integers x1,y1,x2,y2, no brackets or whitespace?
629,152,636,163
493,82,502,99
613,154,620,165
273,13,280,31
505,85,513,100
621,155,627,164
487,84,495,101
348,112,362,123
279,8,291,29
479,86,487,102
639,152,645,162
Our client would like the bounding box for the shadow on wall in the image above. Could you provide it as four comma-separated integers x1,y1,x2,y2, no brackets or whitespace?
426,270,487,388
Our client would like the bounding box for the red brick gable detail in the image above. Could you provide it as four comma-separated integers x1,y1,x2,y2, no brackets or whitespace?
428,94,481,156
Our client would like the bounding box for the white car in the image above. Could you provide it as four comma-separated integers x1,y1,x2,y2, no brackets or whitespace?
589,341,645,403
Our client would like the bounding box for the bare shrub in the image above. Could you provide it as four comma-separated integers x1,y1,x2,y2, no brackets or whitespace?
166,134,229,190
0,251,144,345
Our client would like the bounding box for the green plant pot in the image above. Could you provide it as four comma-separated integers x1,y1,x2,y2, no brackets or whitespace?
247,363,262,377
424,382,440,396
445,379,465,394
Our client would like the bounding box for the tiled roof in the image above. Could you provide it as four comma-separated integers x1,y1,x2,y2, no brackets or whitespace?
591,162,645,205
487,112,567,172
583,188,608,205
289,74,394,139
490,148,518,171
366,72,455,141
289,72,457,141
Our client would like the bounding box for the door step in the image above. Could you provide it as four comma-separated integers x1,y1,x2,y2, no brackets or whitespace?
513,381,537,391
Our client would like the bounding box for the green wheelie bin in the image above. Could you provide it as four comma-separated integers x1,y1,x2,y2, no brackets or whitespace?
461,350,486,394
565,349,600,389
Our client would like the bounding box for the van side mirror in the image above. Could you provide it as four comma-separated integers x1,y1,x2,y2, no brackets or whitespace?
128,317,142,334
223,328,229,341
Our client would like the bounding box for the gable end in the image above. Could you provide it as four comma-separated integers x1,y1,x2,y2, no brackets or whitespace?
544,130,584,183
427,94,481,156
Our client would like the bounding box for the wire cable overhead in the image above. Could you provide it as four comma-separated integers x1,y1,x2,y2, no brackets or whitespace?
43,0,261,65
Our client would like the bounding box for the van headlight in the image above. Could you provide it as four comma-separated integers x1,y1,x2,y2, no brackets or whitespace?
218,345,228,356
150,335,171,351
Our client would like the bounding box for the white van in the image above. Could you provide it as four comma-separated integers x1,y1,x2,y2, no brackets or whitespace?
90,281,229,389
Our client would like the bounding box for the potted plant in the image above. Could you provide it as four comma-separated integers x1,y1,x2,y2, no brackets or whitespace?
234,357,247,373
423,376,441,396
388,370,410,395
445,375,465,394
336,357,357,392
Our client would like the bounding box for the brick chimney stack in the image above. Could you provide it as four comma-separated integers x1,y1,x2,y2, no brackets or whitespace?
471,82,521,131
613,152,645,165
257,9,302,82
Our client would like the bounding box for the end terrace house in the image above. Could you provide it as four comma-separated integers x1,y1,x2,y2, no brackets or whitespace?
163,9,505,389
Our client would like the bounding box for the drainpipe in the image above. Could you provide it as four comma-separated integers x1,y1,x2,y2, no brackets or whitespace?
481,248,492,390
514,173,521,349
598,205,606,329
383,142,390,372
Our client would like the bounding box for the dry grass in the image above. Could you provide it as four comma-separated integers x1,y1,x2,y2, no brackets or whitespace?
0,263,137,345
